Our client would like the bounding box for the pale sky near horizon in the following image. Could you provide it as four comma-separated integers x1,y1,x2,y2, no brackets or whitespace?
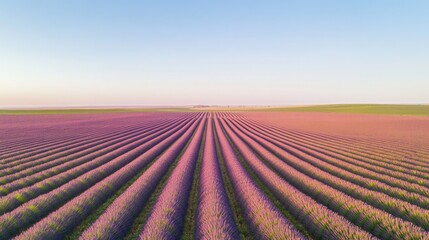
1,1,428,107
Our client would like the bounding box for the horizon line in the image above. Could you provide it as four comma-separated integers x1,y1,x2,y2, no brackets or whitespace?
1,103,429,110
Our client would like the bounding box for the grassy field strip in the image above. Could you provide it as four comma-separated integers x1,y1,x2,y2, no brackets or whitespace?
256,104,429,116
0,108,194,115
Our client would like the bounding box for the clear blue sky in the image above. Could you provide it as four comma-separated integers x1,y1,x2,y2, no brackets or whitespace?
1,1,428,107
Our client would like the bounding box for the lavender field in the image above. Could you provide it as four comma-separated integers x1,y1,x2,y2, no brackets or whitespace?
1,111,429,240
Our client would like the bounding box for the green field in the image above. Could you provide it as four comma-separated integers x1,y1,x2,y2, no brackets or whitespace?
260,104,429,116
0,108,192,115
1,104,428,116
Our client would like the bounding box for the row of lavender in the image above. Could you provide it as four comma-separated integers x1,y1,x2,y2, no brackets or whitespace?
1,111,428,239
0,112,199,238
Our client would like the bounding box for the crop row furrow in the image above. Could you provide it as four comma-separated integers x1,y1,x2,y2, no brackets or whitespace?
0,113,191,158
0,125,142,165
214,117,306,240
231,117,429,208
78,115,202,240
15,117,201,240
0,136,81,159
243,118,429,179
195,116,239,240
226,117,429,230
0,116,199,239
233,116,429,198
0,117,180,182
233,112,428,164
219,116,378,239
0,117,190,201
0,116,181,168
137,118,206,239
220,116,426,239
233,113,429,171
237,113,429,167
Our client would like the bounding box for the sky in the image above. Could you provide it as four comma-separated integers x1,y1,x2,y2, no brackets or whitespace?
1,1,428,107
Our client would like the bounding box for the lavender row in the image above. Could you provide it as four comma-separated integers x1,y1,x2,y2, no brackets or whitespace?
228,114,429,199
0,112,191,163
138,118,206,239
79,116,204,240
16,116,202,240
0,116,191,215
0,115,199,239
245,118,429,199
0,112,190,157
0,117,178,182
229,118,429,231
222,117,426,239
219,116,376,240
234,113,429,169
0,114,189,168
230,112,426,164
0,124,139,165
0,136,81,159
195,117,239,240
242,116,429,180
233,118,429,210
214,117,305,240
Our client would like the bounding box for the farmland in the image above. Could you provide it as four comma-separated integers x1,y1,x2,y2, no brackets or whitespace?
256,104,429,116
0,111,428,239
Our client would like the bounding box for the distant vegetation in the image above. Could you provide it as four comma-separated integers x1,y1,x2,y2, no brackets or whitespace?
261,104,429,116
1,104,428,116
0,108,191,115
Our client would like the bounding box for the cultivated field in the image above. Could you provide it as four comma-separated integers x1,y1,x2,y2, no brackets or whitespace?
0,110,428,239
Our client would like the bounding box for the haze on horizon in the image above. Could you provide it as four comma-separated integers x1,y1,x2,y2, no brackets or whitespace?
1,1,428,108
